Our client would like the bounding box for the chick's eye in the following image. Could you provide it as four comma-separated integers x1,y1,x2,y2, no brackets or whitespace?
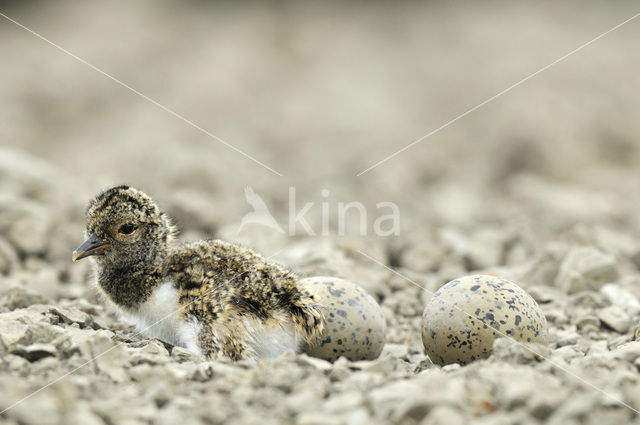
118,223,136,234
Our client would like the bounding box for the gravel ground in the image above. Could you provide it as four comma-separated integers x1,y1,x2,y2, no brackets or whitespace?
2,1,640,424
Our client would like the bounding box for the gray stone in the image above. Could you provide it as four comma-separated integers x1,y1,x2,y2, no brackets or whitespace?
548,394,600,423
544,308,570,326
33,267,63,300
596,305,630,333
379,343,409,359
568,291,606,309
0,197,51,256
171,346,201,363
91,316,111,330
80,329,131,374
11,343,57,362
49,306,92,327
65,402,105,425
295,353,333,371
342,409,372,425
551,346,583,363
65,299,103,315
328,357,352,382
284,388,326,412
586,340,609,355
369,381,423,417
129,352,170,366
0,318,31,351
340,370,386,391
600,283,640,313
0,284,46,310
556,247,618,293
128,341,170,366
164,363,191,380
4,353,30,372
554,328,580,347
527,285,564,304
527,391,564,420
419,405,465,425
10,392,61,425
392,397,434,423
604,342,640,363
494,371,536,409
575,315,600,332
127,363,157,382
296,412,344,425
465,228,509,271
190,362,215,382
130,339,170,356
321,391,364,413
400,239,447,274
0,237,19,275
0,308,58,351
441,363,461,372
350,356,404,375
491,338,550,364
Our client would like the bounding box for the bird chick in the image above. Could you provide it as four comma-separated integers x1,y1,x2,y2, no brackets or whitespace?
73,185,324,360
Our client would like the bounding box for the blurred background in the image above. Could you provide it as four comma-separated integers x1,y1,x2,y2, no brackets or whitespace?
1,0,639,274
2,2,640,423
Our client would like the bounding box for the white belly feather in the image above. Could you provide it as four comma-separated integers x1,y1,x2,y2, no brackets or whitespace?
242,316,301,359
120,281,301,360
121,281,202,356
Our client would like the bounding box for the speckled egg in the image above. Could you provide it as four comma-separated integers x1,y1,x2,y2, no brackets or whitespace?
300,276,386,362
422,275,548,366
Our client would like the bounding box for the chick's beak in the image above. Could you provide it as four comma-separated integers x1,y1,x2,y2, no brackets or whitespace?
72,233,109,262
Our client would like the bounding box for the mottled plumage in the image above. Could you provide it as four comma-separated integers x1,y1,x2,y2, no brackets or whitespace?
73,185,323,360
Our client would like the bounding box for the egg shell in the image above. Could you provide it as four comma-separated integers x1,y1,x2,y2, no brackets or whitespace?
422,274,548,366
300,276,386,362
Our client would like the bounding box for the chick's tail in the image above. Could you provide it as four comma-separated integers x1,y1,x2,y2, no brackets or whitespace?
289,292,325,343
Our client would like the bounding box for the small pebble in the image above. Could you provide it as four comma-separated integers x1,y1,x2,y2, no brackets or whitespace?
596,305,631,334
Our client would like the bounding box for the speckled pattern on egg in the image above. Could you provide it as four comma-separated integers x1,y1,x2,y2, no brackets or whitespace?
300,276,386,362
422,274,548,366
